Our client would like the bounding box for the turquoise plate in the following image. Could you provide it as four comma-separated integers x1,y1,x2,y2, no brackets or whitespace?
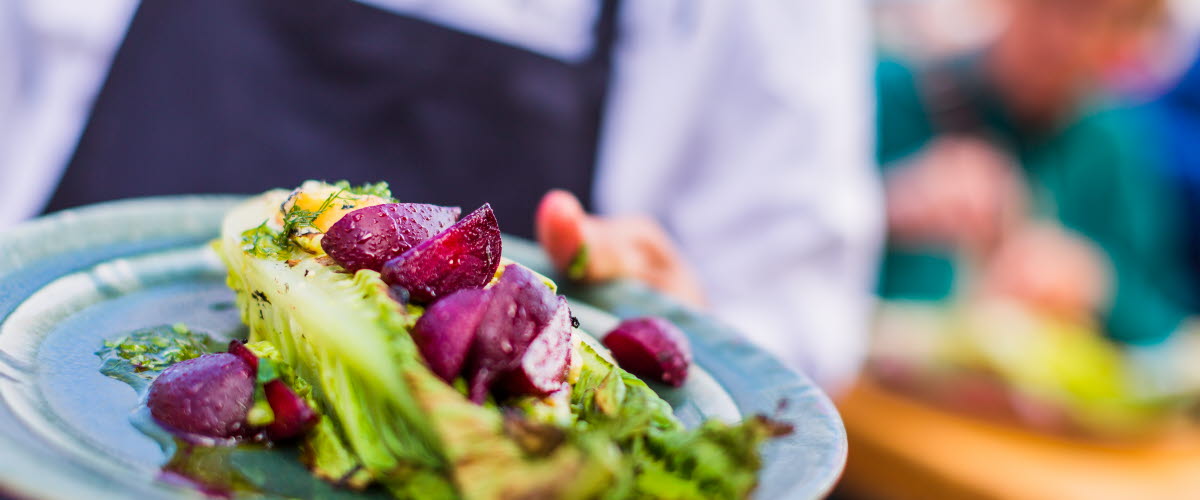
0,197,846,499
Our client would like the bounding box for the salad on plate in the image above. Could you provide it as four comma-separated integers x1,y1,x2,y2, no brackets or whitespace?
98,181,791,500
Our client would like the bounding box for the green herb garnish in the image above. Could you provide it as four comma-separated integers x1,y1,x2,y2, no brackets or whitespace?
240,188,345,259
241,220,289,259
280,189,346,240
98,324,213,374
333,180,394,201
96,324,222,392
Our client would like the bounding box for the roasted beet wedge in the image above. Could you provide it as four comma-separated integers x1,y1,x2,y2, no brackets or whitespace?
381,204,502,303
603,317,692,387
263,380,320,441
147,353,256,440
466,264,559,403
322,203,461,273
502,296,573,396
412,288,490,382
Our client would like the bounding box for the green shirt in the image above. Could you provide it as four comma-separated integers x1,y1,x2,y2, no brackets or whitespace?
876,55,1195,345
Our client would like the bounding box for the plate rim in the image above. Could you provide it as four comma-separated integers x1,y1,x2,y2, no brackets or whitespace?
0,196,848,499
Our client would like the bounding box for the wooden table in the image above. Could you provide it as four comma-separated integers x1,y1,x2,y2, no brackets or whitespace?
836,379,1200,500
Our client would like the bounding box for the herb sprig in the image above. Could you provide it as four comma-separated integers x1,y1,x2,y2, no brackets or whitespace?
279,189,347,242
242,220,288,259
239,181,396,259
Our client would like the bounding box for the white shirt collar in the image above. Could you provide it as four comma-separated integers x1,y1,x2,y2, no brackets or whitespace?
355,0,602,63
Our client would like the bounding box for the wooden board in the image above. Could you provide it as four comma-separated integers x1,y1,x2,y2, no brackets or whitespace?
837,379,1200,500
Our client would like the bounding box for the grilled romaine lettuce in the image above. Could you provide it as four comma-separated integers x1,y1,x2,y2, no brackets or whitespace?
216,187,781,499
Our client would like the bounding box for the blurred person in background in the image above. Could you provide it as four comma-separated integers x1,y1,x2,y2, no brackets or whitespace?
0,0,880,392
869,0,1200,434
876,0,1189,344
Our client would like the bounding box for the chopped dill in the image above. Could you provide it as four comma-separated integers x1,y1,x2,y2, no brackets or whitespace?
280,188,346,240
241,220,289,259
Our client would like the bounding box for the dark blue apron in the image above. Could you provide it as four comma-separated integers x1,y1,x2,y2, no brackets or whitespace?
45,0,620,238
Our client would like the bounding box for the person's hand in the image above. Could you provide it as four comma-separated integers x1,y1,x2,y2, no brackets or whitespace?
978,223,1112,321
885,137,1027,256
535,190,707,309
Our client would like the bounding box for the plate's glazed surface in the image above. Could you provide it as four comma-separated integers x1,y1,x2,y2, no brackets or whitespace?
0,197,847,500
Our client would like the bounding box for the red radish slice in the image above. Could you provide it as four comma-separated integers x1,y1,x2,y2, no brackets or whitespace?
322,203,461,273
603,317,692,387
381,204,502,303
147,353,256,440
412,288,490,382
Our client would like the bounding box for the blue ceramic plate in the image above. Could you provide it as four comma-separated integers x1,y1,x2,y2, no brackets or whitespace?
0,197,846,499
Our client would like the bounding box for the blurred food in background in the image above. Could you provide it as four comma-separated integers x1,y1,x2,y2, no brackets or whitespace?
868,0,1200,437
872,301,1200,438
841,0,1200,497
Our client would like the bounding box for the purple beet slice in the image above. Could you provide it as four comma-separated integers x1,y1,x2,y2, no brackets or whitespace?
412,288,490,382
263,380,320,441
321,203,461,273
502,296,574,396
381,204,502,304
466,264,559,403
602,317,692,387
147,353,256,440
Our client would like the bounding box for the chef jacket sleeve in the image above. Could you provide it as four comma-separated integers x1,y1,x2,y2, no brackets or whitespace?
595,0,882,393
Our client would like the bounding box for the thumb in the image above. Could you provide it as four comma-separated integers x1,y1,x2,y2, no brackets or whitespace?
534,190,707,308
535,190,627,281
536,190,590,275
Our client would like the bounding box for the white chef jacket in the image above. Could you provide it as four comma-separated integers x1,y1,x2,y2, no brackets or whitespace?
0,0,881,394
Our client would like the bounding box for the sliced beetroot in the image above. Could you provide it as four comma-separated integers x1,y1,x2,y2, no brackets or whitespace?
412,288,490,382
502,296,573,396
602,317,692,387
147,353,256,440
381,204,502,304
321,203,461,273
263,380,320,441
466,264,559,403
227,340,258,370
